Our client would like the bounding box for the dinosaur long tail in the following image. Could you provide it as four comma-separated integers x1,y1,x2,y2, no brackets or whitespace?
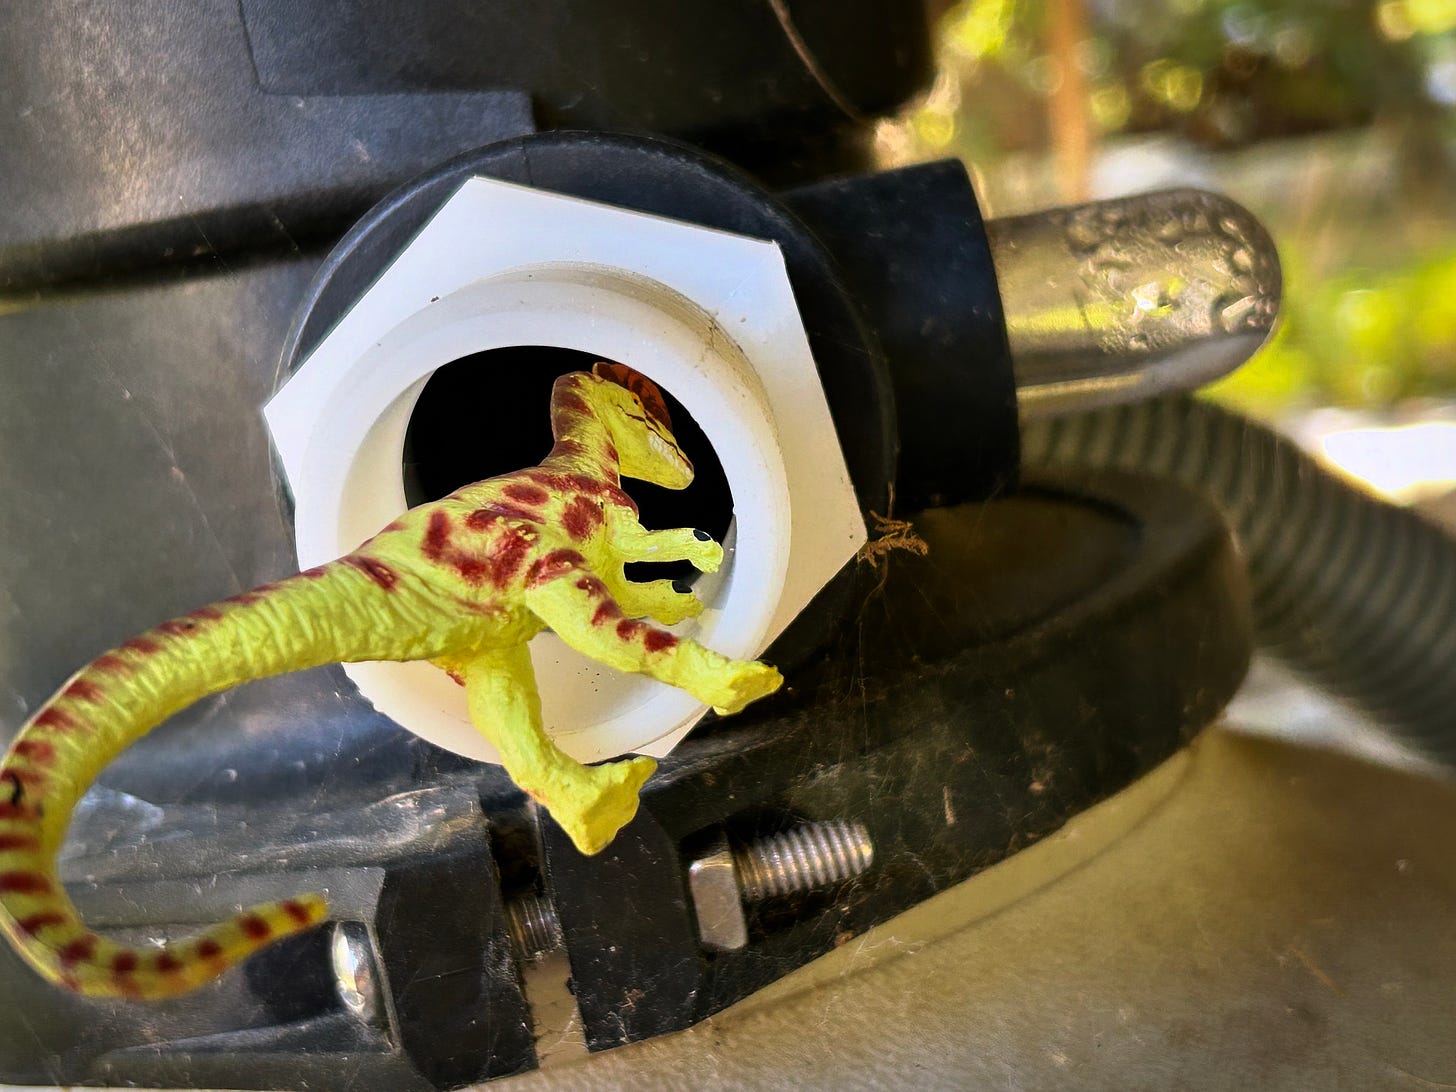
0,556,445,999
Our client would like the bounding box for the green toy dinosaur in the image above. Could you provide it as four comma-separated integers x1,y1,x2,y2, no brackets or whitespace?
0,363,782,999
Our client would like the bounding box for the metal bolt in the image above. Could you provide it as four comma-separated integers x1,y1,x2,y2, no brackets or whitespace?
330,921,387,1027
508,819,874,961
506,890,563,959
733,819,875,901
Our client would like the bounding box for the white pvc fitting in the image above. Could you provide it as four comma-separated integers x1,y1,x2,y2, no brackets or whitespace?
267,179,865,765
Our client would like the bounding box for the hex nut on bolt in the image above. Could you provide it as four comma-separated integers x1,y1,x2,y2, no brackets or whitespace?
508,821,874,961
691,819,876,951
687,836,749,952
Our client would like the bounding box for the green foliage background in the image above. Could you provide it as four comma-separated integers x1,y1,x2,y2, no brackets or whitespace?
889,0,1456,414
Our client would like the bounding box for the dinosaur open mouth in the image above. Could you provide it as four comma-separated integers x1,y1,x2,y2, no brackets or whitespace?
402,345,730,583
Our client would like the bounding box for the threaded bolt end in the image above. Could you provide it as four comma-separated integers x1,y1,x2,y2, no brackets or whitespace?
734,820,874,901
507,892,563,960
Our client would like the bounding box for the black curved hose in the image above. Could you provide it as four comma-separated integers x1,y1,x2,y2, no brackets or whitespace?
1022,396,1456,765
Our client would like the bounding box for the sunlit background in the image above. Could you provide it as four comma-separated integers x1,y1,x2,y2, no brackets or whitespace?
879,0,1456,512
877,0,1456,763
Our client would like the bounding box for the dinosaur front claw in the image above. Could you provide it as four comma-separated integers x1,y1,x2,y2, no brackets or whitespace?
689,538,725,574
621,578,703,626
653,586,704,626
709,660,784,716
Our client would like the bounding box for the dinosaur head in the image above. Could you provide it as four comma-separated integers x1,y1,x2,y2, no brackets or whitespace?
587,363,695,489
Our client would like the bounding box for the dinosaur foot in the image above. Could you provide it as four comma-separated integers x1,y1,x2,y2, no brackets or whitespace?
545,754,658,856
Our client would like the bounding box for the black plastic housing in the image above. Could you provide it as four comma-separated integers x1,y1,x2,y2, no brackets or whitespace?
0,0,944,292
785,161,1020,509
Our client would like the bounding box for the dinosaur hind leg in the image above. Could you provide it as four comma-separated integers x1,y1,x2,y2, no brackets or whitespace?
460,644,655,856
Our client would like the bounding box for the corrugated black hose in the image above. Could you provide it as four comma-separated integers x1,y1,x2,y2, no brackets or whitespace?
1021,395,1456,765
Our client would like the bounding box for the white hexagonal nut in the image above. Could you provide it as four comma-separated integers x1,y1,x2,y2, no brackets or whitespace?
266,178,865,765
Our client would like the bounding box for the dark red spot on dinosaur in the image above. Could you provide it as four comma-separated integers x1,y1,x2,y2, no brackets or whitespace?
527,549,586,588
154,951,183,974
12,740,55,765
549,547,588,570
344,555,398,591
574,575,608,597
63,680,104,703
552,437,586,459
616,619,646,641
504,483,550,506
92,654,129,675
469,502,536,525
485,533,533,587
562,496,604,540
239,914,271,941
0,834,39,852
522,471,636,512
523,470,586,494
196,938,224,961
644,630,679,654
302,565,330,580
58,935,97,966
565,473,607,494
453,559,490,584
226,591,264,606
0,871,52,894
554,391,590,416
4,769,45,789
17,911,66,936
190,605,224,622
112,951,138,974
423,510,452,561
32,710,79,736
157,619,198,638
0,803,36,821
34,707,79,731
592,600,623,627
122,636,161,656
282,899,314,927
